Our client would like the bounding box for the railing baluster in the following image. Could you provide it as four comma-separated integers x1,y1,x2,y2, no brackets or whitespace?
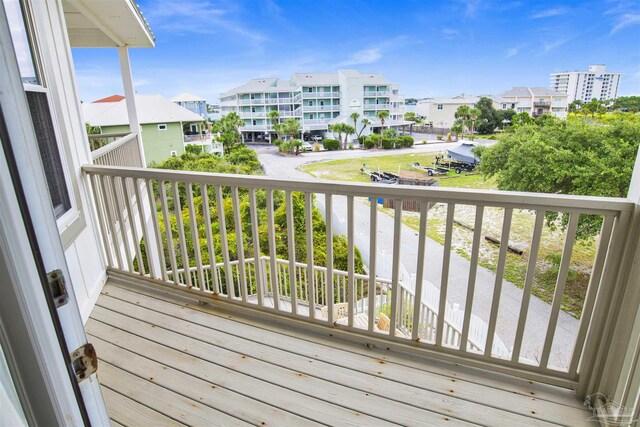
201,185,218,293
231,187,247,301
460,205,485,351
367,195,382,332
266,190,280,311
412,201,429,341
186,183,205,291
89,174,115,268
111,176,134,273
484,208,513,357
326,194,334,323
158,181,178,284
172,181,191,288
436,203,455,347
347,195,355,327
249,189,264,307
569,215,615,376
134,179,156,278
121,177,144,275
540,213,579,369
285,191,298,315
215,186,234,298
389,201,403,337
145,179,167,281
511,210,545,364
305,192,315,319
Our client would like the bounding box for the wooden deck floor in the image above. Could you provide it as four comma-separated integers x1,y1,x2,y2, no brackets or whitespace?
88,280,593,426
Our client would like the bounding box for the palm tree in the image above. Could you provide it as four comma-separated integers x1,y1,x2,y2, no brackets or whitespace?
343,124,356,149
359,118,371,135
267,110,281,141
282,118,301,154
376,110,389,135
469,108,480,139
350,112,360,136
328,123,344,148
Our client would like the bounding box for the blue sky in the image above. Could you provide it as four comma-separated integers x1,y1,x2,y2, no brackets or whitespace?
71,0,640,103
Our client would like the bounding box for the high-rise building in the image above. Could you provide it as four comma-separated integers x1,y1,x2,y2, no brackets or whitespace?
219,70,406,143
550,65,621,103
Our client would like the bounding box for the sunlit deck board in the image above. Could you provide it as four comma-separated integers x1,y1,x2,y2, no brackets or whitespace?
89,280,592,426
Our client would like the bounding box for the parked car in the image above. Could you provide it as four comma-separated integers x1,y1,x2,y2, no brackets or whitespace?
300,141,313,152
312,135,323,142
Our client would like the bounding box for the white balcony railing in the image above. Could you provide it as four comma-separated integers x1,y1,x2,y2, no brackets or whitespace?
82,164,633,389
302,118,332,125
183,133,213,143
302,92,340,98
364,91,390,97
241,124,273,131
303,105,341,112
91,133,143,167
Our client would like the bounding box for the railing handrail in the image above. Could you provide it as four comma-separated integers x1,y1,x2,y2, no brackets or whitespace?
81,164,634,214
88,132,130,140
91,133,137,160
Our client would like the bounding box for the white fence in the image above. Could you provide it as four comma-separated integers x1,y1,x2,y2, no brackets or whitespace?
83,164,633,388
91,133,143,167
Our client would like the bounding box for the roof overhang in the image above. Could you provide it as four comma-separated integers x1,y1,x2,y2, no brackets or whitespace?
63,0,155,48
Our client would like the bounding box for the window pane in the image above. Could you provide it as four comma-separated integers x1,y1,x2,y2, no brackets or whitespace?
26,92,71,219
3,0,38,84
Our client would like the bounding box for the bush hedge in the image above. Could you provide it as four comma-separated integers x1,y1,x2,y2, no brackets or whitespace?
361,133,414,150
323,139,340,151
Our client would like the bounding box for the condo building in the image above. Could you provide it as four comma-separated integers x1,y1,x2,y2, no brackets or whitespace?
219,70,406,142
497,87,569,118
550,64,621,103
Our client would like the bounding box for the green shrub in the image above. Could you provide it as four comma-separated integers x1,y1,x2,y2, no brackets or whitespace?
279,142,291,153
382,128,397,139
357,135,366,146
323,139,340,151
437,135,443,141
313,142,321,152
381,138,395,149
272,138,283,146
367,134,381,148
397,135,414,148
363,137,376,149
348,143,354,150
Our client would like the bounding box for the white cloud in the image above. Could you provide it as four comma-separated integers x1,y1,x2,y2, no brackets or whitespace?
337,48,382,67
144,0,267,43
541,38,571,53
610,13,640,34
531,7,569,19
463,0,482,17
441,28,460,39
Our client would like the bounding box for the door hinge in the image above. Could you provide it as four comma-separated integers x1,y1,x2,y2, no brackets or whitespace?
71,343,98,383
47,269,68,308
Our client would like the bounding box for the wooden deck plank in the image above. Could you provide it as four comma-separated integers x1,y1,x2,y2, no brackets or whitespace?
89,307,466,426
101,387,183,427
87,319,395,426
104,282,584,409
92,335,317,426
100,363,246,426
103,283,590,421
95,292,561,426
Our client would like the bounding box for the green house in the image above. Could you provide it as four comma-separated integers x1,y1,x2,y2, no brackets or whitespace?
83,94,206,164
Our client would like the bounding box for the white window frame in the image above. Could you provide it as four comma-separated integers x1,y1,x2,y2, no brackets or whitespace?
14,2,85,248
158,123,168,131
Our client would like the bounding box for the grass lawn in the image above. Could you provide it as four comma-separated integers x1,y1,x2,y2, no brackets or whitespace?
299,152,498,189
300,152,596,318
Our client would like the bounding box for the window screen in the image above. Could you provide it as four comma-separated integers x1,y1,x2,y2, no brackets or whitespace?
26,91,71,218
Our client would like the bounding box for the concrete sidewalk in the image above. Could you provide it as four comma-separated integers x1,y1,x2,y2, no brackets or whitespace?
257,145,579,369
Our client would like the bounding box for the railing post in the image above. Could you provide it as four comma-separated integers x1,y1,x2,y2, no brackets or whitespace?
118,47,146,167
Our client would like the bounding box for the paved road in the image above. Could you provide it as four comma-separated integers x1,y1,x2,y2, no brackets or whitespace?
255,143,579,368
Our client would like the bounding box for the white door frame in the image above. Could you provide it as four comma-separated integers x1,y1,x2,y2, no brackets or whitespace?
0,2,108,424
